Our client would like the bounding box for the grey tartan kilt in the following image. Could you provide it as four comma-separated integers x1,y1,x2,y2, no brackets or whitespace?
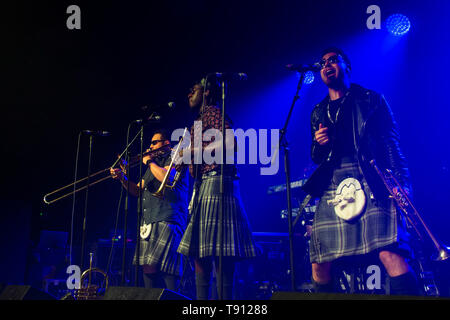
133,221,184,276
309,161,409,264
177,175,257,259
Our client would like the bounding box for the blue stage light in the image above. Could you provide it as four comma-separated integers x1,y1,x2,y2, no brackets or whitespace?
298,71,315,84
386,14,411,36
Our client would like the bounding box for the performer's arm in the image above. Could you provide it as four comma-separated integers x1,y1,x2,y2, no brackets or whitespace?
110,167,141,197
141,150,176,183
148,162,176,183
202,131,236,154
371,94,411,193
310,107,332,164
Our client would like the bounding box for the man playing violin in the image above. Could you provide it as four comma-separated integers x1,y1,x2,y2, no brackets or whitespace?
110,130,189,291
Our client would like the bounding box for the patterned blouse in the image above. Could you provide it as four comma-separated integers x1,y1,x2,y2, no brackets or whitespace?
189,105,235,177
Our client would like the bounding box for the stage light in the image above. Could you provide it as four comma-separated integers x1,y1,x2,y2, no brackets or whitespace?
297,71,315,84
386,14,411,36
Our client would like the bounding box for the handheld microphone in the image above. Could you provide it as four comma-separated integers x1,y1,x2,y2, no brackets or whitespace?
285,63,321,72
82,130,111,136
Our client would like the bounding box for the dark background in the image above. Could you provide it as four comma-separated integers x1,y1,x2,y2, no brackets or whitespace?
2,0,450,294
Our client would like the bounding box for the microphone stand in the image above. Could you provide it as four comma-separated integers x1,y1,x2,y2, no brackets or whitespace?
112,124,146,286
218,79,227,300
279,71,306,291
116,125,145,286
120,124,133,286
113,117,159,286
135,124,144,286
69,132,82,267
80,135,94,271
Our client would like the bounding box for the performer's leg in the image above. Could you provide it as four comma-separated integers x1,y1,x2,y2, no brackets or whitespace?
162,273,177,291
215,257,236,300
142,265,158,289
379,250,420,295
311,261,334,293
194,258,213,300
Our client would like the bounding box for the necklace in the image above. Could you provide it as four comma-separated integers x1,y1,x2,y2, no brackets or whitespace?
327,91,350,124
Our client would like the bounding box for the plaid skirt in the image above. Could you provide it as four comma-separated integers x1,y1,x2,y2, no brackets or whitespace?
133,221,184,276
177,174,257,259
309,161,409,264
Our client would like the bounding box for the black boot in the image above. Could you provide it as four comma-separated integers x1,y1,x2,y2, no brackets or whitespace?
162,273,177,291
143,272,157,289
312,279,335,293
389,271,421,296
195,271,211,300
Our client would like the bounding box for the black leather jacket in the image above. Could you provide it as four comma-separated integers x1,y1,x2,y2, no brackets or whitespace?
302,83,411,200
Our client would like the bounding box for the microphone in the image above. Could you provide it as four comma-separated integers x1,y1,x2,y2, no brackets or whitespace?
141,101,176,111
208,72,248,80
285,63,321,72
82,130,111,136
133,114,161,124
167,101,176,109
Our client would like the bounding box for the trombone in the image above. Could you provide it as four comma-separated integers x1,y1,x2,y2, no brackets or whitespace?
43,145,172,205
370,159,450,262
151,128,190,199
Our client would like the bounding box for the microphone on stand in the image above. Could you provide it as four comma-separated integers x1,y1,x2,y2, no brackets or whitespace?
141,101,176,111
167,101,176,109
133,113,161,124
134,101,174,124
208,72,248,80
82,130,111,136
285,63,321,72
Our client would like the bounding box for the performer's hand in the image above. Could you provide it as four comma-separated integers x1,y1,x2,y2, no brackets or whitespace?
142,149,152,166
110,167,124,180
177,146,197,164
118,158,128,175
393,186,410,197
176,149,184,163
315,123,329,145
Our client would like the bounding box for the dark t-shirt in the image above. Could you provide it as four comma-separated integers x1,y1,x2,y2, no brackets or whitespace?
141,155,189,227
328,95,356,163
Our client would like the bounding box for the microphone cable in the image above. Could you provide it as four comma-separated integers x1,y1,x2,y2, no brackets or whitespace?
106,182,124,280
69,132,82,266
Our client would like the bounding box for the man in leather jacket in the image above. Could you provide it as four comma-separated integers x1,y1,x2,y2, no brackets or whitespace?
302,47,420,295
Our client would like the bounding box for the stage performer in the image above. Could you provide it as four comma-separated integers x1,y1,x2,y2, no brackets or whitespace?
177,77,257,300
302,47,421,296
110,130,189,291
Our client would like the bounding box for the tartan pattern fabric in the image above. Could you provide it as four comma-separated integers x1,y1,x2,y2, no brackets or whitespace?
133,221,184,276
309,162,400,264
177,175,257,259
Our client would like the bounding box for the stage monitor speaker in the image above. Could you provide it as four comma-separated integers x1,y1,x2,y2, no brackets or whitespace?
270,291,437,300
0,285,55,300
103,286,191,300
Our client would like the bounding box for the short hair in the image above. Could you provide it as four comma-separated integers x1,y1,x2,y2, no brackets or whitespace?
194,76,221,106
151,129,170,142
320,47,351,71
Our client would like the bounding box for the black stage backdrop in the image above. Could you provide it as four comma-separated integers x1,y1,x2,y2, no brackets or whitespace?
2,0,450,296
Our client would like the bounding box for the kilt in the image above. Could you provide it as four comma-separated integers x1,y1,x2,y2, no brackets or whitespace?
309,161,410,264
133,221,184,276
177,174,257,259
